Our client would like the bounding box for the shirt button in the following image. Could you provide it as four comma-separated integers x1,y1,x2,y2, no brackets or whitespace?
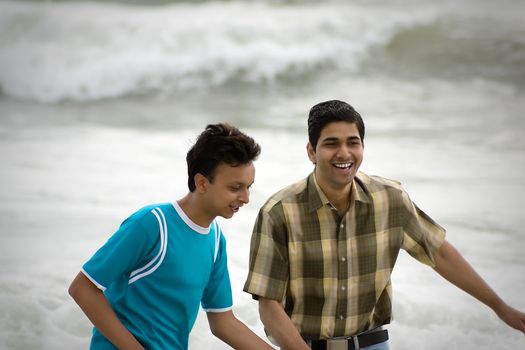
339,315,345,320
340,223,344,229
341,285,346,291
341,257,346,262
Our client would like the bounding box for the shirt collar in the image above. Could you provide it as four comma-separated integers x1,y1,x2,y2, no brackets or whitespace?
307,171,370,212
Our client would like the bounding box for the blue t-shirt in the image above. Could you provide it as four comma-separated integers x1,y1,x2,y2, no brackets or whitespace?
82,202,233,349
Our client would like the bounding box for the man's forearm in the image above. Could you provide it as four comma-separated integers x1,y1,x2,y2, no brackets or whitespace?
433,240,525,333
258,298,311,350
207,310,274,350
433,240,502,309
69,272,144,350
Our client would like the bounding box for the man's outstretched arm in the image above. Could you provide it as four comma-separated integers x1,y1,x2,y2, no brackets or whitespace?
433,240,525,333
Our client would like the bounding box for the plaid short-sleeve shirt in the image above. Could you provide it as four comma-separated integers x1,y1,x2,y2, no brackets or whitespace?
243,171,445,339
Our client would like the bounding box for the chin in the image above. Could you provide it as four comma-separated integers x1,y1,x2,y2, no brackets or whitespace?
221,212,235,219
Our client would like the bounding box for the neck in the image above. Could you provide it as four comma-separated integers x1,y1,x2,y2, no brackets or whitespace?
177,193,214,227
329,190,351,216
315,172,353,215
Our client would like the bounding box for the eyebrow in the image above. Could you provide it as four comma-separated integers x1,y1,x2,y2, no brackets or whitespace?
321,136,361,143
230,181,254,187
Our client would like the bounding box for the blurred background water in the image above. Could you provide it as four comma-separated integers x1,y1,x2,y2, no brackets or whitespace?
0,0,524,349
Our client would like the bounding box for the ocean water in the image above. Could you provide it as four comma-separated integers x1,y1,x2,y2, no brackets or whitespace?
1,0,524,349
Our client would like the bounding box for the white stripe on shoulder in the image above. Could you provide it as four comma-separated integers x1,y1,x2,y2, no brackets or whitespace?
129,208,165,278
129,207,168,285
81,268,107,292
213,221,221,264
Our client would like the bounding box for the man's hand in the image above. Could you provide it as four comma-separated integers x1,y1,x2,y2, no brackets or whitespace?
494,303,525,334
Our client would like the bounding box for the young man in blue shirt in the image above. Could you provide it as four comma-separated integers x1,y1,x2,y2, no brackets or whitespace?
69,123,274,350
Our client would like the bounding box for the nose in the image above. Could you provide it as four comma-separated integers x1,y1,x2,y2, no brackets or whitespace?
336,144,351,158
239,188,250,204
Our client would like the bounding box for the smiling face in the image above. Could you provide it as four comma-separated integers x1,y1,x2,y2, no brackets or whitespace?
307,121,364,192
200,161,255,219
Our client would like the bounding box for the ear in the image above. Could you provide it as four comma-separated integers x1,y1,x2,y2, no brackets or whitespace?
306,142,316,164
194,173,209,194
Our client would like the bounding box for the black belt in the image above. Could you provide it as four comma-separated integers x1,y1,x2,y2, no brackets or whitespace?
306,329,388,350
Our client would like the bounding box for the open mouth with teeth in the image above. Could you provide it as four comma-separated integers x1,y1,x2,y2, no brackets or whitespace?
333,162,353,170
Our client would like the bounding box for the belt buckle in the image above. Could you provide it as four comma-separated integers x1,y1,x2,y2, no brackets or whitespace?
326,338,348,350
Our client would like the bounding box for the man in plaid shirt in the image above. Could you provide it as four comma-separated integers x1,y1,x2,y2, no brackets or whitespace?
244,100,525,350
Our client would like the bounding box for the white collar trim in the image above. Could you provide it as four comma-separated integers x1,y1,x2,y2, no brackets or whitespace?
172,201,210,235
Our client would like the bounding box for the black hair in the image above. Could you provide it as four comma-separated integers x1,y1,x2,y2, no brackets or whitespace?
308,100,365,149
186,123,261,192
